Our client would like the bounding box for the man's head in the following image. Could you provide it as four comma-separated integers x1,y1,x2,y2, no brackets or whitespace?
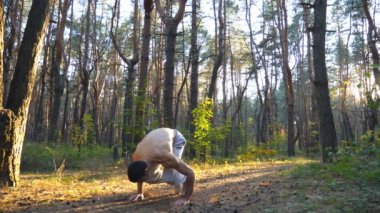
127,161,148,182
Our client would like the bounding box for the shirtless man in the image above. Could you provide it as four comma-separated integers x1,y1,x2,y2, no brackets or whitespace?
127,128,195,206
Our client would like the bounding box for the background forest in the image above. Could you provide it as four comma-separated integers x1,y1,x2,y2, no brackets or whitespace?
0,0,379,184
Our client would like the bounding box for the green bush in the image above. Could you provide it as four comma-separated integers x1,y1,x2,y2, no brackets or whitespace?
21,142,113,172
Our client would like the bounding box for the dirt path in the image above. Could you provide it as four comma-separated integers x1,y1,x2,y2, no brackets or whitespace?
1,162,293,213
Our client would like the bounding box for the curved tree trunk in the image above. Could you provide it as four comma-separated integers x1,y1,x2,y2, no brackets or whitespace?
0,0,52,187
111,0,139,157
156,0,187,128
48,0,71,142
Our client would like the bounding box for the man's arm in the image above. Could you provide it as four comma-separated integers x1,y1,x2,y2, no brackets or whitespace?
129,181,144,201
160,153,195,201
174,160,195,199
137,181,143,194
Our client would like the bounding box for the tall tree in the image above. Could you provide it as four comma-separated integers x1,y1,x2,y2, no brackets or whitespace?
79,0,93,128
312,0,338,163
33,16,53,142
361,0,379,137
134,0,153,145
275,0,295,156
188,0,200,157
301,0,319,154
111,0,139,156
156,0,187,128
60,0,74,143
48,0,71,142
361,0,380,86
3,0,23,105
0,0,52,187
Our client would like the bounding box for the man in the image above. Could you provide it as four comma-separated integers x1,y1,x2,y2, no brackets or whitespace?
127,128,195,206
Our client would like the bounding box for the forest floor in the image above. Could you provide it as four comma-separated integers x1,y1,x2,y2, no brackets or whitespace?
1,158,379,213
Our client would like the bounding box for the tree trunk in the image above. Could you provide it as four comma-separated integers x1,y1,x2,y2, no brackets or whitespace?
188,0,199,158
276,0,295,157
135,0,153,145
111,0,139,156
2,0,20,105
362,0,380,86
207,0,224,100
34,31,51,142
361,0,379,139
313,0,338,163
79,0,92,128
0,1,4,107
301,1,318,154
61,0,74,143
0,0,52,187
48,0,71,142
156,0,187,128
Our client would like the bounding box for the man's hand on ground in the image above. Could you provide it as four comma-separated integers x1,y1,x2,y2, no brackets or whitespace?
129,193,144,202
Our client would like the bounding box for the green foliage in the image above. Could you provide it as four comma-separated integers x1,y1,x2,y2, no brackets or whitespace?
71,124,86,150
84,114,96,144
21,142,113,172
192,98,213,161
191,99,232,162
70,114,96,151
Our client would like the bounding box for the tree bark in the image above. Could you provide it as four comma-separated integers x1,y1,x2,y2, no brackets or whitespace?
313,0,338,163
0,0,52,187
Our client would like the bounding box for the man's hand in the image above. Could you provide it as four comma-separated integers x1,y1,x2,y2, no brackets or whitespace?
129,193,144,202
172,197,190,207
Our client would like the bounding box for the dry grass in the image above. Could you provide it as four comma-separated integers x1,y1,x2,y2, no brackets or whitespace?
1,160,306,212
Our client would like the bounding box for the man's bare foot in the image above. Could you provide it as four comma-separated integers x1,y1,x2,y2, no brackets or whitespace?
129,193,144,202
